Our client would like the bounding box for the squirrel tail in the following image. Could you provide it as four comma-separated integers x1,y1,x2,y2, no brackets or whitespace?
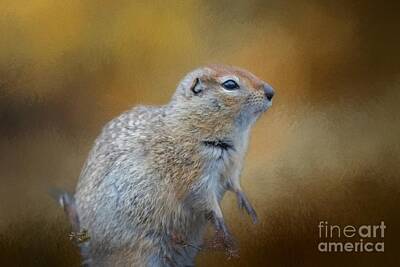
49,188,92,267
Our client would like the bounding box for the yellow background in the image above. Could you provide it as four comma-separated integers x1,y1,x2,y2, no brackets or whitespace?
0,1,399,266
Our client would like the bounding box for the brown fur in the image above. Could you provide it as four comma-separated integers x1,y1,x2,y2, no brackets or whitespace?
74,65,274,266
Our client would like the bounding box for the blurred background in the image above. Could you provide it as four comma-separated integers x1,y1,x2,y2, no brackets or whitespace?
0,0,399,266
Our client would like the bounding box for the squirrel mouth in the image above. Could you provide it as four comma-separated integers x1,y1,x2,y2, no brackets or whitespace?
254,101,272,115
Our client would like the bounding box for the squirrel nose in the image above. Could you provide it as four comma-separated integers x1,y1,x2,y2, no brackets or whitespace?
263,84,275,101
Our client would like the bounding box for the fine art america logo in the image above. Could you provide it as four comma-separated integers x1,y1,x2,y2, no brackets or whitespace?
318,221,385,253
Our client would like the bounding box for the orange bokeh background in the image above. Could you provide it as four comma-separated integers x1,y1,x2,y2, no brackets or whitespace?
0,1,399,266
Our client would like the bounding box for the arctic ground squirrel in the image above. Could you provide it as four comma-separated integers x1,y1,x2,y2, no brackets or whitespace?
72,64,275,266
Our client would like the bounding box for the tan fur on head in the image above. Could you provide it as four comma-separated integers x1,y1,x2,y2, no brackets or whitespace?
170,65,273,139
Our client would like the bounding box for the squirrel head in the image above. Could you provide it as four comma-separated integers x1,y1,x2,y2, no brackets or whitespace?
169,65,275,139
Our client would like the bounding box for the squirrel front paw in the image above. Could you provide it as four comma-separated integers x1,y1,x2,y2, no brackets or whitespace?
211,228,239,259
236,191,258,224
205,213,239,259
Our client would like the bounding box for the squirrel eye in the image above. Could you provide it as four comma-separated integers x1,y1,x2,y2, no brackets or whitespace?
221,79,239,90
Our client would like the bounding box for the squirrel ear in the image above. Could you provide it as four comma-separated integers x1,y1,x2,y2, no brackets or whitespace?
190,78,203,95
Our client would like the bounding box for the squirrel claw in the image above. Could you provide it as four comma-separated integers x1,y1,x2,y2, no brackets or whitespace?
237,191,258,224
211,228,239,259
208,215,239,258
